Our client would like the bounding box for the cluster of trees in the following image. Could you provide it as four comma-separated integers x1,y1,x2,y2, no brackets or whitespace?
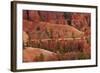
23,31,90,62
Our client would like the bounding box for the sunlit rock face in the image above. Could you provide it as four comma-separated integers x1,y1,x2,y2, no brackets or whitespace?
23,20,84,40
23,31,29,47
23,47,59,62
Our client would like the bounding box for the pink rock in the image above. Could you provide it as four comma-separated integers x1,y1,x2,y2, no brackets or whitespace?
23,47,59,62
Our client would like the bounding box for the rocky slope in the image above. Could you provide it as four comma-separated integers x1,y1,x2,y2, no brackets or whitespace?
22,10,91,62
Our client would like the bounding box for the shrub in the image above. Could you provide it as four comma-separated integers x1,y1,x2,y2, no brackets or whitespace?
77,52,90,59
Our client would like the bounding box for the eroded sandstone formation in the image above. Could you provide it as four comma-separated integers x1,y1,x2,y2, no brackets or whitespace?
22,10,91,62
